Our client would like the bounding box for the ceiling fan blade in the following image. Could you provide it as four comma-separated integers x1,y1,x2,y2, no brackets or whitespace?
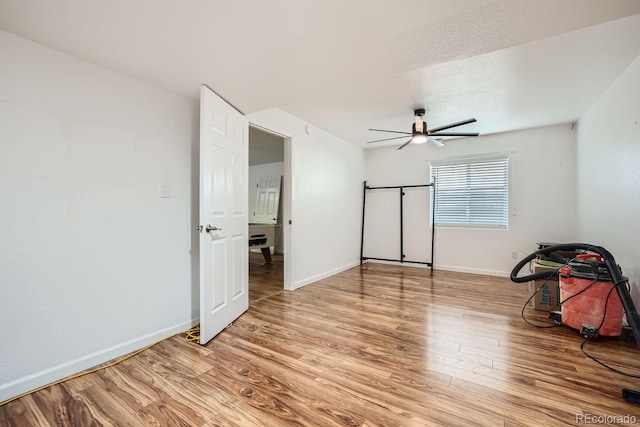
427,118,476,133
428,132,479,137
366,135,410,144
368,128,412,135
396,139,413,150
428,137,444,148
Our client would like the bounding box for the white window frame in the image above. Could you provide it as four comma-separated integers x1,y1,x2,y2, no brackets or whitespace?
429,153,509,229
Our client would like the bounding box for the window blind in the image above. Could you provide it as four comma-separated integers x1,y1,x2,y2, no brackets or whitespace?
430,154,509,228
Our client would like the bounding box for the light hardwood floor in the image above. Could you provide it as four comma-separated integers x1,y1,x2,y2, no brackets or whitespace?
2,254,640,426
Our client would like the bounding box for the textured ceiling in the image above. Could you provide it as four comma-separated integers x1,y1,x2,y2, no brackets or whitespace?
1,0,639,148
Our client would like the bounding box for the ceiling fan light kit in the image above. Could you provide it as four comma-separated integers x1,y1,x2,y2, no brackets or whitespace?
366,108,479,150
411,133,428,144
411,109,428,143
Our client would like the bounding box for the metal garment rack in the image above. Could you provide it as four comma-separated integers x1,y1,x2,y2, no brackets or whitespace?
359,179,436,274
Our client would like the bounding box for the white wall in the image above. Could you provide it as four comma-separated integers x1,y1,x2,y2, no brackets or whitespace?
247,109,365,289
0,30,198,402
364,125,578,276
577,53,640,305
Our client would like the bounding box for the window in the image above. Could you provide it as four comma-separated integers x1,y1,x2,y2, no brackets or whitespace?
430,154,509,228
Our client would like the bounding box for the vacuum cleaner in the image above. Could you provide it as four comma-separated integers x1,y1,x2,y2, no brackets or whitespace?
510,243,640,403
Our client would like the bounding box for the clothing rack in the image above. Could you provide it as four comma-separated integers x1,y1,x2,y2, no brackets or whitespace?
359,179,436,274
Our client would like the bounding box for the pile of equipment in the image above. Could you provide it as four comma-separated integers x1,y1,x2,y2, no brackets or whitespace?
510,243,640,403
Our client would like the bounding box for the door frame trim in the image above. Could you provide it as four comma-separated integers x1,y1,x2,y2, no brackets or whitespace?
248,123,293,291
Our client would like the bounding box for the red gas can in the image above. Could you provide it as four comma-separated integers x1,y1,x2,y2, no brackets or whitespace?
559,254,624,336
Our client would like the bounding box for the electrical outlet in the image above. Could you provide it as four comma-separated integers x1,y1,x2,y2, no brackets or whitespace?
160,183,171,198
511,251,518,259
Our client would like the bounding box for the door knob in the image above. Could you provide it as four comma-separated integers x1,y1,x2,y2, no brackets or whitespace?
205,225,222,232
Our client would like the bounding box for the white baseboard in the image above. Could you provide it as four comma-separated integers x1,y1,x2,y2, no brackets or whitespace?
292,260,360,290
0,319,197,404
434,263,509,277
362,259,509,278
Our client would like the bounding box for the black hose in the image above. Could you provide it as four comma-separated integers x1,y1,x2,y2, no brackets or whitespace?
511,243,597,282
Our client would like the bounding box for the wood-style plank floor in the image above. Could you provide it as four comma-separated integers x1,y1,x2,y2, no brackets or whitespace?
2,253,640,426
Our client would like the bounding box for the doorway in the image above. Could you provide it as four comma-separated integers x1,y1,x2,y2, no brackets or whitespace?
248,126,286,304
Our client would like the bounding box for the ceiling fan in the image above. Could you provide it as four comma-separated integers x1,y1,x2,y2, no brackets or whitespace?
366,108,479,150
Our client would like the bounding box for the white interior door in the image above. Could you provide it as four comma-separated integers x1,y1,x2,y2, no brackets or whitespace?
253,175,282,224
199,85,249,345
